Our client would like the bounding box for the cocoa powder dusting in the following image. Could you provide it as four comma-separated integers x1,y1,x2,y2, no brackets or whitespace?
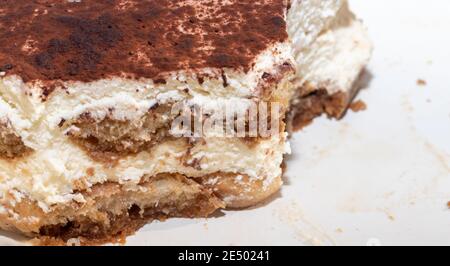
0,0,288,94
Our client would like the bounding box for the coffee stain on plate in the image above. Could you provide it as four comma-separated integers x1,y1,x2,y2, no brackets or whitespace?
276,200,335,246
303,122,351,166
399,96,450,201
423,141,450,173
379,208,396,221
402,96,450,174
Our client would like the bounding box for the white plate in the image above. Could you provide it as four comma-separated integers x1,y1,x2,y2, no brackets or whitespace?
2,0,450,246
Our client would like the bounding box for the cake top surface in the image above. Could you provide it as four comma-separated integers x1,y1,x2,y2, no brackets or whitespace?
0,0,288,83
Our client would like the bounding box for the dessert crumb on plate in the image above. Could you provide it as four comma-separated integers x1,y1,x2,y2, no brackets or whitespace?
417,79,427,86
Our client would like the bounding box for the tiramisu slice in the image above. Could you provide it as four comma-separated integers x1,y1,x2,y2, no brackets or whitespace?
288,0,372,129
0,0,371,245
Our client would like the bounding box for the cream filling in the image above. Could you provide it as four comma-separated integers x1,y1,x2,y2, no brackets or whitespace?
0,134,289,208
0,42,293,210
288,0,344,63
0,41,293,148
290,1,373,95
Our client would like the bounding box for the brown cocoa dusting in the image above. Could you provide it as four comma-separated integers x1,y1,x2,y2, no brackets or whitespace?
0,0,288,98
58,119,66,128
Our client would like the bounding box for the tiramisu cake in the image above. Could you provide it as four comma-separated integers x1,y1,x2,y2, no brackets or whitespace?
0,0,371,245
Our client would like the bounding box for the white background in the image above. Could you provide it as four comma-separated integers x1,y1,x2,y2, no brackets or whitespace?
2,0,450,246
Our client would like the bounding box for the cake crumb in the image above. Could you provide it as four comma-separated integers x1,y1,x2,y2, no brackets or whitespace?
417,79,427,86
335,228,343,233
350,100,367,112
86,167,95,177
447,201,450,209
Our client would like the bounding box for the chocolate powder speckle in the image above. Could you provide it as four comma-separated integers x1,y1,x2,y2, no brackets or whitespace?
0,0,289,91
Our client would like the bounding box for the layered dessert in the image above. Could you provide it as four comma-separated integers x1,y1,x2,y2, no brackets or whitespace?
288,0,372,129
0,0,371,245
